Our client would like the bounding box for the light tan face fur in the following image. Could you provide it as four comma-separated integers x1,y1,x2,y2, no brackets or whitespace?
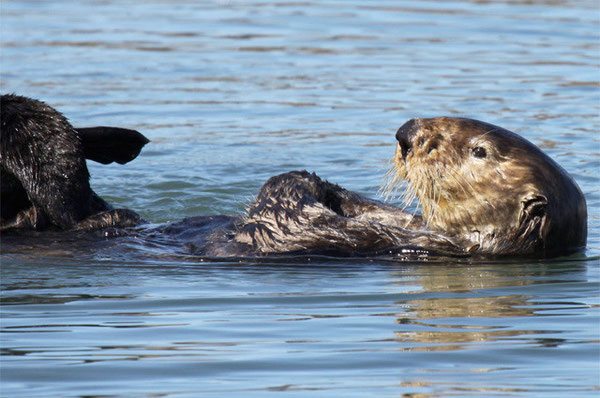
388,117,550,241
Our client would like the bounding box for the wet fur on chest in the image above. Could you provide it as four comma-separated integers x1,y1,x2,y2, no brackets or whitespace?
159,171,463,257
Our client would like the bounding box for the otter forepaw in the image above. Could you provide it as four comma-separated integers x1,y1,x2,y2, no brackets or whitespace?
75,209,144,231
0,206,50,232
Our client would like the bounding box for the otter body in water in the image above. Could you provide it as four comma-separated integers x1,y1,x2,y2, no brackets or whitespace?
1,95,587,258
161,117,587,258
1,94,148,231
158,170,461,257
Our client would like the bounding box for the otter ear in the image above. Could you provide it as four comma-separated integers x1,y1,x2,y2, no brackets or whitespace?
520,194,548,224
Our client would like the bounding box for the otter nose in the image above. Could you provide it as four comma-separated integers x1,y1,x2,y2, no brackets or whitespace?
396,119,419,158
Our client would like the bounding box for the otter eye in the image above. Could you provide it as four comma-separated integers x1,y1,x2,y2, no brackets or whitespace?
472,147,487,158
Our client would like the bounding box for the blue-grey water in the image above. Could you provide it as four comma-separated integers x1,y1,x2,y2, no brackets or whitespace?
1,0,599,397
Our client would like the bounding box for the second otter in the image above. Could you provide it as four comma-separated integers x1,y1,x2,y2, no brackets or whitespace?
1,94,148,231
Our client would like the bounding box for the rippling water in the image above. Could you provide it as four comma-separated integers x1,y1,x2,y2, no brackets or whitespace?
2,0,599,397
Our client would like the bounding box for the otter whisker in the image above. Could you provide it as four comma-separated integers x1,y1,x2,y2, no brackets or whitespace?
380,165,396,197
401,187,418,212
380,166,404,201
381,162,414,207
379,161,398,198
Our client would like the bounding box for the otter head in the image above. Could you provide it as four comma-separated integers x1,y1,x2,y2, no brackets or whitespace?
391,117,587,256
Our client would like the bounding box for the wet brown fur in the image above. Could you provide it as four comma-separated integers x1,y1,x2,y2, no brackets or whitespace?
1,95,586,258
388,117,587,256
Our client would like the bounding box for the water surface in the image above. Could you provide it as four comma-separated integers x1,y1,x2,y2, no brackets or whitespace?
1,1,599,397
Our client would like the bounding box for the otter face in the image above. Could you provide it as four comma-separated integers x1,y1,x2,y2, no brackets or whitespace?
390,117,587,256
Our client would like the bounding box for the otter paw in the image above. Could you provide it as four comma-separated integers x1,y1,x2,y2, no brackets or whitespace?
75,209,144,231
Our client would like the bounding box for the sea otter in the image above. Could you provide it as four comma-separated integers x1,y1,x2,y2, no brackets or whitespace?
159,118,587,258
1,94,148,231
388,117,587,257
1,95,587,258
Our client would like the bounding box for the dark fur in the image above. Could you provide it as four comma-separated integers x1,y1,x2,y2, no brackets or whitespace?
158,170,464,257
77,126,149,165
159,118,588,258
0,94,147,231
1,95,586,258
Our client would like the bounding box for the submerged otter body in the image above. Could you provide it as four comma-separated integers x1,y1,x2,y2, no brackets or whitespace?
1,95,587,258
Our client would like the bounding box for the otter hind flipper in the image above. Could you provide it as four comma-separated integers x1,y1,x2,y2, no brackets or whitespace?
76,126,150,165
1,94,146,231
